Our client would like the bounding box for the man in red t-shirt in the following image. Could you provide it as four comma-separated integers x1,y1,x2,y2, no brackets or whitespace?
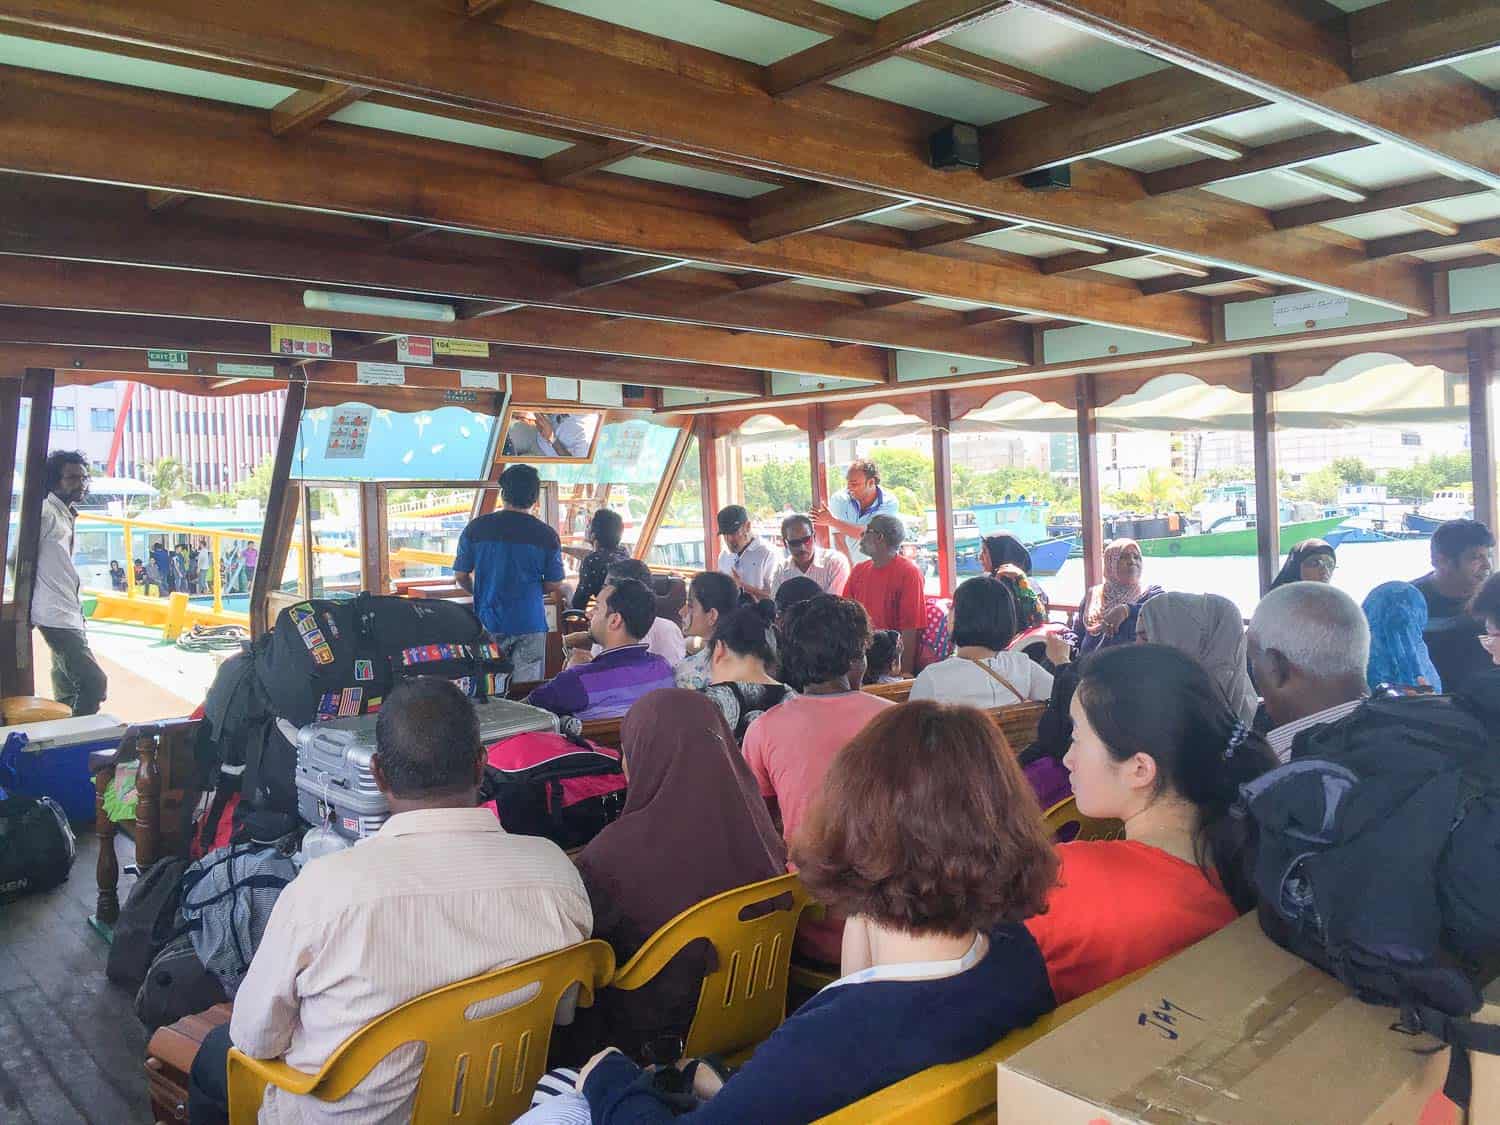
843,514,924,676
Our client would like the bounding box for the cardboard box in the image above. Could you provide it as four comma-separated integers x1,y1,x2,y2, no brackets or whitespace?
995,914,1450,1124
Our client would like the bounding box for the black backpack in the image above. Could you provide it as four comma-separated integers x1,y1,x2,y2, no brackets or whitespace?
0,792,76,902
1241,677,1500,1104
242,593,507,816
105,855,193,991
134,930,227,1031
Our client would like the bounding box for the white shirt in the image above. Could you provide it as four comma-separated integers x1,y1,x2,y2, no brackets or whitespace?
1267,699,1364,763
231,808,591,1125
716,536,782,596
197,546,214,573
828,486,901,563
31,492,85,630
909,652,1053,709
591,616,686,667
771,547,852,596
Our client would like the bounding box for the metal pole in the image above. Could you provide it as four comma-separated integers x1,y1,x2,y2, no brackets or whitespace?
1251,355,1281,596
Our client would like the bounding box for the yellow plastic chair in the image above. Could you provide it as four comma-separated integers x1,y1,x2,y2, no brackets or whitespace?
225,940,615,1125
1,696,72,724
1042,796,1124,843
609,873,813,1060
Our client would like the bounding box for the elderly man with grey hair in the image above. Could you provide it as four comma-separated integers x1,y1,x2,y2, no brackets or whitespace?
1248,581,1371,762
843,513,925,676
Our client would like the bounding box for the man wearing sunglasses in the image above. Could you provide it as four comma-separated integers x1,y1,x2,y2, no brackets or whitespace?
771,514,851,596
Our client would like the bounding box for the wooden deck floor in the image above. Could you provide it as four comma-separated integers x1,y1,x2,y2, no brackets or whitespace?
0,829,152,1124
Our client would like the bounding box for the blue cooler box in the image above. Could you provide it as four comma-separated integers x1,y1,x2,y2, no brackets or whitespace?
0,715,128,822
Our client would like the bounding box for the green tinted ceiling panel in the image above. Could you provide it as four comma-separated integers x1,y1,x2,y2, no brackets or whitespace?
1448,263,1500,315
1223,292,1404,341
772,372,869,395
944,8,1166,94
661,388,753,407
1044,325,1185,362
329,102,570,157
605,156,777,198
832,56,1039,125
820,0,913,17
538,0,822,65
0,32,295,107
895,352,1012,381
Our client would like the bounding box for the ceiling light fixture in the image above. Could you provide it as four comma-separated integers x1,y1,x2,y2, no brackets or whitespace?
303,289,457,323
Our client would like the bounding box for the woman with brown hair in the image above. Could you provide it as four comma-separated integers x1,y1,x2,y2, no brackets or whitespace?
577,701,1060,1123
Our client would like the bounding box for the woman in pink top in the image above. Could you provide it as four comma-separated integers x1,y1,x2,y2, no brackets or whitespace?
1025,644,1277,1003
743,595,892,963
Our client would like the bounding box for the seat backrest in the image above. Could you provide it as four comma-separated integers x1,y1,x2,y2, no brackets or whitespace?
861,679,914,702
610,873,813,1059
1042,796,1124,843
577,717,623,749
228,940,615,1125
991,700,1047,751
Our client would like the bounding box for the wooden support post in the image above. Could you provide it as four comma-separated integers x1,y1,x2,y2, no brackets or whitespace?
1075,375,1104,592
808,404,832,549
92,755,120,925
1469,329,1498,537
633,423,693,561
249,380,306,637
696,416,721,574
1251,354,1281,597
930,391,958,598
0,378,21,617
1,368,54,696
357,481,385,593
134,733,160,872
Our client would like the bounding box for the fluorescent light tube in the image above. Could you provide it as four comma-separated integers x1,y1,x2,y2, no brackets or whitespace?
303,289,457,323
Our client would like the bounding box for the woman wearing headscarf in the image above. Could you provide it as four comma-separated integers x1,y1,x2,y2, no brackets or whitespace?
1138,592,1259,725
1362,581,1442,693
1269,539,1337,591
1074,538,1161,655
570,689,787,1061
982,533,1049,630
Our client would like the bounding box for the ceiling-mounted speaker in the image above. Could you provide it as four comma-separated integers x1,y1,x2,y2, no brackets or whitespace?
928,123,980,171
622,384,647,400
1021,165,1071,192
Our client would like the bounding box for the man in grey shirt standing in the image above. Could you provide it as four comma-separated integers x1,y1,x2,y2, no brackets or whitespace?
31,450,107,715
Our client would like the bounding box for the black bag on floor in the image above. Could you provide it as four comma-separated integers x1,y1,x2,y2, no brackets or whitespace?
105,855,192,991
134,931,227,1032
0,793,76,903
245,593,507,815
483,731,626,851
1241,680,1500,1105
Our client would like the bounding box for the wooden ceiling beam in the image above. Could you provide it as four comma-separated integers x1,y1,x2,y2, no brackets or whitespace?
269,81,367,138
0,69,1208,340
862,292,919,309
0,182,1033,362
764,0,1011,97
467,0,532,18
0,255,896,381
1348,0,1500,81
981,68,1263,178
576,253,691,288
1270,175,1489,230
0,7,1428,312
1366,217,1500,260
713,0,872,37
747,185,909,242
1039,246,1153,275
906,217,1016,250
1006,0,1500,190
542,139,654,185
1143,132,1375,195
907,43,1090,105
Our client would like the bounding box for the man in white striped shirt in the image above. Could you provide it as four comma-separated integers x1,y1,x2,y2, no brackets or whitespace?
188,678,591,1125
1248,582,1371,763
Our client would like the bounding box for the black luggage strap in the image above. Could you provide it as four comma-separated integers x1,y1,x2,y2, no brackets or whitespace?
1401,1004,1500,1107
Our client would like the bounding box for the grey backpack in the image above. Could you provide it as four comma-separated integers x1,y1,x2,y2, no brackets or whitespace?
178,837,298,996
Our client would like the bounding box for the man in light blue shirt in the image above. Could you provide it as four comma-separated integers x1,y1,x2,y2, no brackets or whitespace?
812,459,900,563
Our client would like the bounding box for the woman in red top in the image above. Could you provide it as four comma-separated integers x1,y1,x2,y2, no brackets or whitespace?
1025,644,1277,1004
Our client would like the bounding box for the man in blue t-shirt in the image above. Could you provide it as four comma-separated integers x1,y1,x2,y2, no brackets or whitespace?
454,464,564,682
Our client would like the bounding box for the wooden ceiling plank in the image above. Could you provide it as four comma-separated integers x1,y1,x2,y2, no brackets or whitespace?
748,185,909,241
981,68,1263,179
0,182,1034,361
1005,0,1500,190
1271,175,1489,230
0,69,1208,339
1366,216,1500,260
576,252,691,288
765,0,1012,97
0,3,1430,312
1400,207,1461,238
712,0,874,38
1139,268,1251,295
906,217,1016,249
543,139,654,185
1348,0,1500,81
1143,131,1375,195
468,0,532,18
269,80,368,138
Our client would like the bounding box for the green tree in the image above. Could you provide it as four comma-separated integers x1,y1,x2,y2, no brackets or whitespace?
742,458,812,517
150,456,188,505
1330,457,1376,486
1295,466,1343,504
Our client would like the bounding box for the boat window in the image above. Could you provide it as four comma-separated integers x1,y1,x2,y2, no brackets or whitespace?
291,399,500,482
305,485,362,599
718,416,810,552
534,416,688,565
651,432,704,571
384,487,492,592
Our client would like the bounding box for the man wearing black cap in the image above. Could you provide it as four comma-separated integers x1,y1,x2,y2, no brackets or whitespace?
716,505,781,601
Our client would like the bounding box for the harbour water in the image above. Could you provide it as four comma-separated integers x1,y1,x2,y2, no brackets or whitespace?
1038,537,1439,619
